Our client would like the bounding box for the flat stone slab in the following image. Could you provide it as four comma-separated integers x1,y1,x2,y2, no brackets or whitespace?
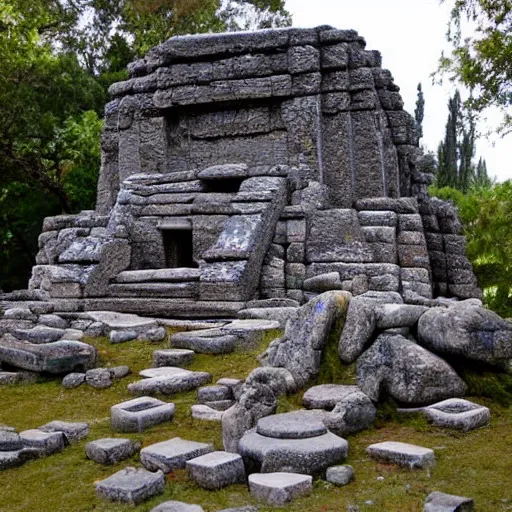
0,334,96,374
191,405,224,422
38,420,90,443
19,429,65,456
85,438,140,465
221,319,280,333
367,441,435,469
171,329,237,354
239,430,348,475
398,398,490,432
303,384,364,410
140,367,190,379
95,466,165,504
111,396,175,433
256,411,328,439
153,349,194,368
128,371,212,396
248,472,312,506
424,491,474,512
13,325,66,344
151,501,205,512
140,437,214,473
116,268,201,283
186,451,246,490
87,311,156,331
198,385,232,403
0,448,40,470
326,465,354,486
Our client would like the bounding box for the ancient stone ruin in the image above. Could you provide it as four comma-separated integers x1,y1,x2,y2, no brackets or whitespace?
1,26,510,511
19,25,481,316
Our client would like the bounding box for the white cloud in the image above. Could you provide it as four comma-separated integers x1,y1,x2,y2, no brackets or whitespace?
286,0,511,181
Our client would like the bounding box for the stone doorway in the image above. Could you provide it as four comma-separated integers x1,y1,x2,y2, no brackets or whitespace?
161,230,196,268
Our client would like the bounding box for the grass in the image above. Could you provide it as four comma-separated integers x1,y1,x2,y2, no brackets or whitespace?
1,328,512,512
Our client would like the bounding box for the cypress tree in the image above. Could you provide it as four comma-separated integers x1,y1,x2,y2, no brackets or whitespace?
437,91,460,188
414,83,425,140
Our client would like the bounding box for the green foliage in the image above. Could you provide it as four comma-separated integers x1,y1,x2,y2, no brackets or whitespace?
430,182,512,316
439,0,512,134
414,83,425,140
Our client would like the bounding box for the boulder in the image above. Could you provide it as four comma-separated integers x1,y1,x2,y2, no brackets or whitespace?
418,300,512,365
62,372,86,388
186,451,246,490
367,441,435,469
0,334,96,374
86,368,113,389
326,465,354,486
357,334,466,405
260,291,351,386
86,438,141,465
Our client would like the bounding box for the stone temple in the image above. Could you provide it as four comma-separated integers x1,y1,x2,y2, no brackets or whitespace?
25,26,481,318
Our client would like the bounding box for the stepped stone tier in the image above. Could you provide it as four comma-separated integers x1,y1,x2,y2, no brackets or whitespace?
15,26,480,317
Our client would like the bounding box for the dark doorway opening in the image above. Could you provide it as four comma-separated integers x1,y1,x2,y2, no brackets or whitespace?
202,178,244,193
162,230,197,268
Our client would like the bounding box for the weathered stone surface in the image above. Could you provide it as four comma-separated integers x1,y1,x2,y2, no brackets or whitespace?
19,429,65,456
86,438,140,465
191,404,224,422
86,368,113,389
95,467,165,504
424,491,474,512
198,385,232,403
110,330,138,343
186,451,246,490
12,325,66,344
151,502,205,512
0,334,96,374
38,420,90,443
357,334,466,405
237,307,296,329
111,397,175,432
153,349,194,368
367,441,435,469
62,372,86,389
418,300,512,365
128,369,212,396
0,430,23,451
248,472,312,506
141,437,214,473
303,384,368,410
261,291,350,386
399,398,490,432
239,427,348,475
303,272,344,292
0,448,40,470
375,304,428,329
326,465,354,486
256,411,328,439
171,329,238,354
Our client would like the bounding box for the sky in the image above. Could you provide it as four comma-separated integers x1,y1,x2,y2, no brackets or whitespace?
286,0,511,182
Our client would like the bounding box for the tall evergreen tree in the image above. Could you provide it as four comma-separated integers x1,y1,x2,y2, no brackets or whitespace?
437,91,460,188
474,157,493,188
414,83,425,140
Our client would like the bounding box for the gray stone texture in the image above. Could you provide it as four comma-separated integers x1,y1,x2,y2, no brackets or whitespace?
357,333,466,406
86,438,141,464
38,420,90,443
248,472,313,506
151,502,205,512
186,451,246,490
424,491,474,512
95,467,165,504
111,396,175,432
367,441,435,469
325,465,354,486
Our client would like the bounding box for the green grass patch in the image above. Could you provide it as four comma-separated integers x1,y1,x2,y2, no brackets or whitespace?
1,329,512,511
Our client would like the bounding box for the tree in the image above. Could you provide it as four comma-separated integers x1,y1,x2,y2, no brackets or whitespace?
439,0,512,134
431,182,512,317
414,83,425,140
474,157,492,188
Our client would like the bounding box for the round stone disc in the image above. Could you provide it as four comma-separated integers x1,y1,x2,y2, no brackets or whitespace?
256,411,327,439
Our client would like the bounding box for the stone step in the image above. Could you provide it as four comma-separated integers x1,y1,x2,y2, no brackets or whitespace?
84,298,245,319
115,268,201,283
108,282,199,299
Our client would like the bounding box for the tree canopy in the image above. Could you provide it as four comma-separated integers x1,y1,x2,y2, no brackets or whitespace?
439,0,512,134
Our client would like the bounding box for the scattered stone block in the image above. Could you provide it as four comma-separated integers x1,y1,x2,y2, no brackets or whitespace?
0,448,40,470
398,398,490,432
110,330,138,343
142,327,168,342
326,465,354,486
110,365,130,379
202,400,234,411
85,438,140,465
95,466,165,504
256,411,327,439
140,437,214,473
186,451,246,490
367,441,435,469
216,378,243,399
111,396,175,433
248,472,312,506
171,330,238,354
86,368,113,389
153,349,194,368
150,501,205,512
62,372,86,389
424,491,474,512
128,370,212,396
191,405,224,422
0,430,23,451
19,429,65,456
38,421,90,443
197,385,232,403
